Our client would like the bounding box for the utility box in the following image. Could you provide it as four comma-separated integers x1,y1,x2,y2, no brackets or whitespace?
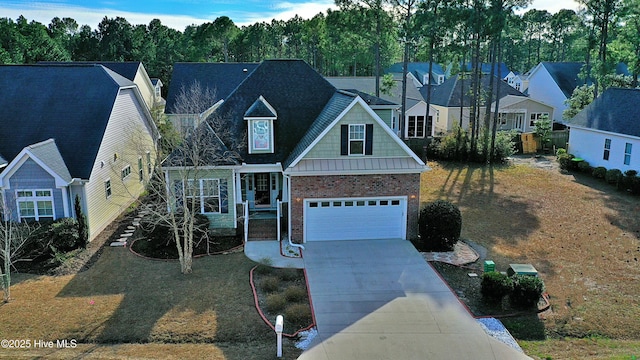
484,260,495,272
507,264,538,277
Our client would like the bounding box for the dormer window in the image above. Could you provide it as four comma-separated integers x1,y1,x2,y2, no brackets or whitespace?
245,95,277,154
349,124,365,155
341,124,373,156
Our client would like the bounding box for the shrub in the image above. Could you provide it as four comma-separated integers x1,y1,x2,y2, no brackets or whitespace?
510,275,545,308
49,218,82,252
260,276,281,293
557,153,574,170
481,271,514,300
416,200,462,252
621,170,639,192
265,293,287,313
284,285,307,302
284,303,312,327
555,148,567,157
577,160,591,173
254,265,273,276
630,176,640,195
277,267,301,282
605,169,623,185
592,166,607,179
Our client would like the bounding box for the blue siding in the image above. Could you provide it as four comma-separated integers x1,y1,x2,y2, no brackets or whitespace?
8,158,66,219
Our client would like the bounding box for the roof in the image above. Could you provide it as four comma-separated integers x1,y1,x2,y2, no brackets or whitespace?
24,139,72,183
165,62,259,114
427,74,525,107
38,61,142,81
386,62,446,76
564,88,640,138
245,96,277,118
0,64,132,179
460,62,510,76
341,89,396,106
540,62,587,98
326,75,421,108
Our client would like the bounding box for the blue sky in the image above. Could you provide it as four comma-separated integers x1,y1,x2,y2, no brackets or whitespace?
2,0,580,30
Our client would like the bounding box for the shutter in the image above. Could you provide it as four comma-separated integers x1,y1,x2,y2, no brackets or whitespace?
365,124,373,155
340,124,348,155
220,179,228,214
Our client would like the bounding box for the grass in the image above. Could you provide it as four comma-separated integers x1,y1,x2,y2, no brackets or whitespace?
0,248,302,359
422,160,640,359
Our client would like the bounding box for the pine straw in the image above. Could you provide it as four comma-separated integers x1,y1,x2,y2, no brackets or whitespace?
421,161,640,341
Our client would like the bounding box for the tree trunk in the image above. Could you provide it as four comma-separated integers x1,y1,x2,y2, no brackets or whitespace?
490,36,503,163
483,40,497,163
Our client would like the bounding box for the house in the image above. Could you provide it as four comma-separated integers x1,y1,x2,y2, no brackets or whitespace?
165,60,428,243
386,62,447,86
493,95,555,133
426,74,528,134
39,61,159,110
164,62,259,133
563,88,640,170
326,75,437,139
150,78,165,107
460,62,510,77
0,64,158,241
525,62,630,123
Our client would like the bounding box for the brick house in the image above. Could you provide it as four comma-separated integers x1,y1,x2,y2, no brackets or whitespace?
164,60,428,243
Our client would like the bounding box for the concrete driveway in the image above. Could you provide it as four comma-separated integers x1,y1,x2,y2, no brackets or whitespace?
299,240,531,360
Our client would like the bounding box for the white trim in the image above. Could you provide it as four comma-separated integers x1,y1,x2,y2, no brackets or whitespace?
0,145,72,189
348,123,366,156
239,163,283,173
15,188,56,222
568,125,640,141
247,118,275,154
287,96,426,169
285,168,426,176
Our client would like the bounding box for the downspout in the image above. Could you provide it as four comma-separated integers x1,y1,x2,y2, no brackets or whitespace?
282,173,304,250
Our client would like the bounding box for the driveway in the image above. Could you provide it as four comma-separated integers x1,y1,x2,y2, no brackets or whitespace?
299,240,531,360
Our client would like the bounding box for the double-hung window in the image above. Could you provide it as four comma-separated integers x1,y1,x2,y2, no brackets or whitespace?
184,179,222,214
138,157,144,182
349,124,365,155
603,138,611,160
530,113,549,127
121,165,131,180
16,190,54,222
624,143,632,165
408,116,425,138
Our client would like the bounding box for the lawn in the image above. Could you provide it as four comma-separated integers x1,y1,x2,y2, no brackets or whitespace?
0,247,302,359
421,160,640,359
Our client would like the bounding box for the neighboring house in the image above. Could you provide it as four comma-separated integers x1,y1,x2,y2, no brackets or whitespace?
165,62,259,133
386,62,447,86
326,75,437,139
39,61,159,110
563,88,640,170
426,74,526,134
493,95,554,133
525,62,630,123
0,65,158,241
165,60,428,243
151,78,165,107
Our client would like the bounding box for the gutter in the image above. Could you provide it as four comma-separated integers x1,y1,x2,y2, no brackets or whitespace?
282,172,304,251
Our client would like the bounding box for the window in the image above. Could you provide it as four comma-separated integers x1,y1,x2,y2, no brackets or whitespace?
105,180,112,199
408,116,425,138
499,113,507,125
530,113,549,127
249,119,273,153
138,157,144,182
624,143,632,165
515,83,521,91
349,124,365,155
603,138,611,161
16,189,54,222
121,165,131,180
436,110,440,123
182,179,224,214
146,152,152,175
437,75,445,85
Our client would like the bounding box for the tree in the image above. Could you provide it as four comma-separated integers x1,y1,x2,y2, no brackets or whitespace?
563,84,595,119
142,83,244,274
533,115,552,151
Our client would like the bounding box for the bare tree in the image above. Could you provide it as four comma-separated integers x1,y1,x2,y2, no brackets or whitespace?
142,82,244,274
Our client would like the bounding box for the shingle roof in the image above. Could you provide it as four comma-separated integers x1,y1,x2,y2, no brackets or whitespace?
38,61,142,81
341,89,397,106
426,74,525,107
386,62,446,76
25,139,72,182
564,88,640,138
0,64,129,179
165,62,259,114
284,90,357,168
326,75,420,108
212,60,337,165
245,97,277,118
540,62,587,98
461,62,510,76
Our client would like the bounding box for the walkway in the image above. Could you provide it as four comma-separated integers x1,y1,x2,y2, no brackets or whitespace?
299,240,531,360
244,240,304,269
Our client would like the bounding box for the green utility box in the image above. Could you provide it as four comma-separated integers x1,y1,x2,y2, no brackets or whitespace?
484,260,495,272
507,264,538,277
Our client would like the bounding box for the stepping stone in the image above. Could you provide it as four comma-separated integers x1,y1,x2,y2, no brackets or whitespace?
110,241,126,247
124,229,135,233
133,221,140,226
120,233,133,237
134,217,142,221
127,226,136,230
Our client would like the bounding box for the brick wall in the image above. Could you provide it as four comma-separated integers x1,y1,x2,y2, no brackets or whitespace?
290,173,421,242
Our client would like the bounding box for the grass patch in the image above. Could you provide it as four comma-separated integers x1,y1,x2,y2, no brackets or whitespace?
422,160,640,358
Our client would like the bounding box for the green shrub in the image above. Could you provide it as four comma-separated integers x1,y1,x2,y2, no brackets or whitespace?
592,166,607,179
605,169,623,185
265,293,287,313
630,176,640,195
284,286,307,302
416,200,462,252
555,148,567,157
260,276,281,293
557,153,574,170
577,161,591,173
510,275,545,308
284,303,313,328
49,218,82,252
254,265,273,276
481,271,514,300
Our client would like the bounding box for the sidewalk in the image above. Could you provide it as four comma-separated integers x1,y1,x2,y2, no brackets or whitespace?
244,240,304,269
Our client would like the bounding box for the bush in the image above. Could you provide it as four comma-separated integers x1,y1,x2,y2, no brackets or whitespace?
481,271,513,300
284,303,313,328
416,200,462,252
284,285,307,302
260,276,281,293
510,275,545,308
277,267,301,282
265,293,287,313
557,153,574,170
630,176,640,195
254,265,273,276
555,148,567,157
577,160,591,173
49,218,82,252
621,170,639,192
605,169,623,185
592,166,607,179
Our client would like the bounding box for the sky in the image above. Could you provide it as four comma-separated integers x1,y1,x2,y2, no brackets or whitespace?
2,0,582,31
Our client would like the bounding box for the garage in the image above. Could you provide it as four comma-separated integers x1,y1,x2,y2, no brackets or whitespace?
304,197,407,241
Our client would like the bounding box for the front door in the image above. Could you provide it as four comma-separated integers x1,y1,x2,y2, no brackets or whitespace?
254,173,270,207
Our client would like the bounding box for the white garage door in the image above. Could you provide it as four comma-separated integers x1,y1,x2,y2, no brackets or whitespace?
305,197,407,241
